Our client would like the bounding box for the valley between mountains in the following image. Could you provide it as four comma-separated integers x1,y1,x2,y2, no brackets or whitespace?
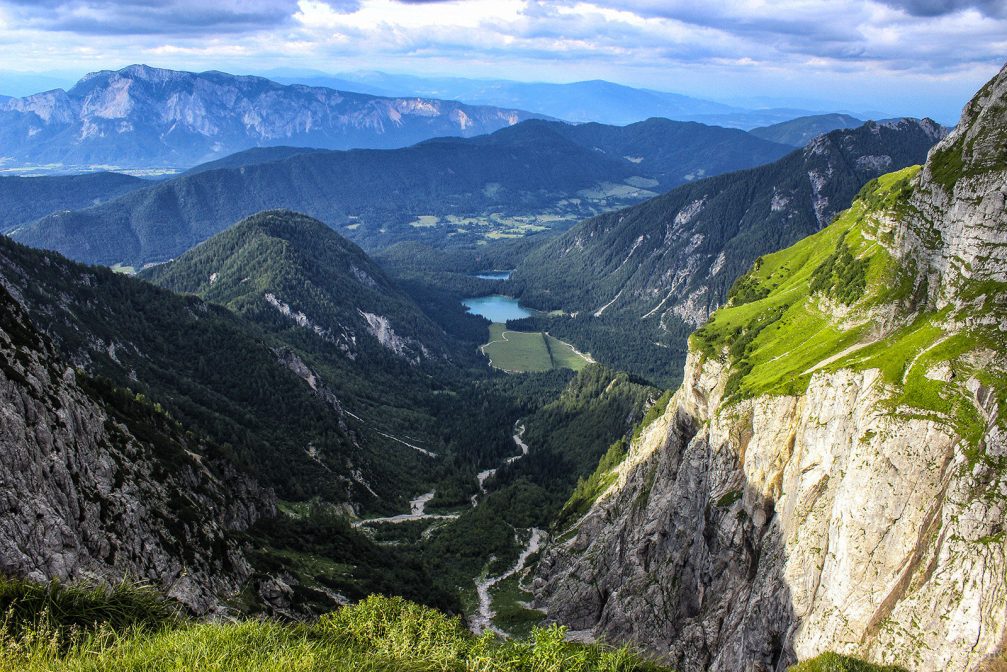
0,60,1005,672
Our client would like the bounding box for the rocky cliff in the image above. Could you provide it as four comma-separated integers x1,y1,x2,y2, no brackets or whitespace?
533,66,1007,672
0,283,275,615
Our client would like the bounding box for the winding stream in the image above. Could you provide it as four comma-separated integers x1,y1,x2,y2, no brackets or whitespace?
471,527,545,636
469,422,542,635
355,421,544,635
470,423,529,506
353,491,458,527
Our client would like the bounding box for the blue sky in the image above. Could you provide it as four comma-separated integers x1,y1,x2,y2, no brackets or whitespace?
0,0,1003,122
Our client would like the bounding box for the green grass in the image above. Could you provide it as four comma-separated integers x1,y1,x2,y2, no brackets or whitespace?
0,590,669,672
687,162,1007,465
691,167,926,401
0,576,176,649
788,652,907,672
482,323,590,373
488,575,545,639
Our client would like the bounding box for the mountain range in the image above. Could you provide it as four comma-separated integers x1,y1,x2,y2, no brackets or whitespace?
8,117,792,266
0,50,1004,672
272,70,885,130
0,171,146,232
749,113,864,147
509,117,946,385
0,64,546,171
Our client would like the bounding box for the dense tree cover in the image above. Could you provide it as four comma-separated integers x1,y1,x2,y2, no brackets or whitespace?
0,172,145,233
0,234,430,509
749,113,863,147
546,118,791,189
13,118,792,266
142,212,586,512
143,211,456,363
420,365,656,589
508,313,693,388
247,505,460,614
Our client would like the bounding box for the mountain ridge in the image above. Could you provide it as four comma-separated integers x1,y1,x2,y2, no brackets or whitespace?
10,117,792,265
0,64,547,170
509,117,945,385
142,210,453,366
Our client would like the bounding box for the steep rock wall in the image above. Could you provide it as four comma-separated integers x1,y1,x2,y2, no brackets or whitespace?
535,351,1005,671
0,286,275,614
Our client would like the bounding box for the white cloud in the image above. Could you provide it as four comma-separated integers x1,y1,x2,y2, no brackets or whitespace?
0,0,1001,120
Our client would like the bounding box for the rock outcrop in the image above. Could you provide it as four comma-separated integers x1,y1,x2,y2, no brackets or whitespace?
0,284,275,614
534,66,1007,671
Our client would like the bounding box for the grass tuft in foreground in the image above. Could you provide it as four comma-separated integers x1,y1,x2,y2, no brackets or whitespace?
0,576,176,650
0,585,669,672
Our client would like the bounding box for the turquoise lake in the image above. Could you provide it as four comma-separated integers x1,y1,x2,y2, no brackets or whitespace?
462,295,535,323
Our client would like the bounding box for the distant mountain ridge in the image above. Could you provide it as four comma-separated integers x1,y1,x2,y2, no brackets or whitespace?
0,64,546,170
510,118,946,385
0,171,146,232
273,71,885,129
749,113,864,147
10,118,792,266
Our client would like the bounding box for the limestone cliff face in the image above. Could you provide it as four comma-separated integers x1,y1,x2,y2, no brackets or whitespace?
0,286,275,614
534,66,1007,671
535,351,1004,671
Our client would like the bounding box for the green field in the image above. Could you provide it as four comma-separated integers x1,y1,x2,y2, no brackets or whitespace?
481,323,591,373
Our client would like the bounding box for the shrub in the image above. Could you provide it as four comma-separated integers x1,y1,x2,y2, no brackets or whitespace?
0,575,175,647
789,652,908,672
321,595,472,665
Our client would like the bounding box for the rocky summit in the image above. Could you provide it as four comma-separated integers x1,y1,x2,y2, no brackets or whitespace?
533,65,1007,672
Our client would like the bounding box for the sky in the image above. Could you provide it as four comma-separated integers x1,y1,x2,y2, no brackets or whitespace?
0,0,1004,122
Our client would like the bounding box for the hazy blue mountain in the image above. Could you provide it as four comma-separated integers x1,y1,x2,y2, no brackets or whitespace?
272,71,858,129
750,113,864,147
11,118,791,266
0,64,546,171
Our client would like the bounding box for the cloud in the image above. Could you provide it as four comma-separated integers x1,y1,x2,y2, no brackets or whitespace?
1,0,300,35
0,0,1001,122
877,0,1007,17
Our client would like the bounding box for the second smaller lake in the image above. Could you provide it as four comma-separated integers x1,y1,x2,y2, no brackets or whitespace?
462,295,536,323
473,270,513,281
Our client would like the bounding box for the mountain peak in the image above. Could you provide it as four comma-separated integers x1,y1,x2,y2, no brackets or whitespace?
229,209,333,239
923,62,1007,191
143,210,449,365
899,62,1007,304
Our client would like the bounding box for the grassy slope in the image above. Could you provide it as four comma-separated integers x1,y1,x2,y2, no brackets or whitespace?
0,582,669,672
690,165,1003,461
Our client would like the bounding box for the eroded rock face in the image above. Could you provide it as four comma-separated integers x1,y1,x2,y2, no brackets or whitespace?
535,65,1007,672
0,286,275,614
900,64,1007,307
535,352,1006,672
